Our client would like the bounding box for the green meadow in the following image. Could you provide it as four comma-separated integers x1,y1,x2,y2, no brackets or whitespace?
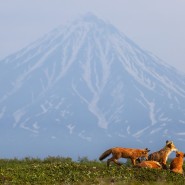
0,157,184,185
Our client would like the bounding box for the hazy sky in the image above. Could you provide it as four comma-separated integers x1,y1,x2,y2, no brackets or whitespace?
0,0,185,73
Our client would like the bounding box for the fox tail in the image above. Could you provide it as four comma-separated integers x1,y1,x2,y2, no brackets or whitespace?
99,149,112,161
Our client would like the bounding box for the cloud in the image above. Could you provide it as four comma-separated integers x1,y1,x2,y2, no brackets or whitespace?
67,124,75,135
78,131,92,142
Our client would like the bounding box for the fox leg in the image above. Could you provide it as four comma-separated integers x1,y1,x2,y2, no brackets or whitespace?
113,159,121,166
130,158,136,165
107,158,113,167
107,157,121,167
161,163,168,170
136,158,141,163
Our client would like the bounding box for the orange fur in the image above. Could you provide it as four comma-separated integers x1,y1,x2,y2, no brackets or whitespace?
148,140,177,169
136,160,162,169
99,147,150,167
170,151,185,175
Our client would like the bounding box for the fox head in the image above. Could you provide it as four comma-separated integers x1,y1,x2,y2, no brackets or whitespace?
145,148,150,153
141,148,150,160
166,140,178,152
175,151,185,158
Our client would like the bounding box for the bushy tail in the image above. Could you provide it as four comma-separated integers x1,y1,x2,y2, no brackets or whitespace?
99,149,112,161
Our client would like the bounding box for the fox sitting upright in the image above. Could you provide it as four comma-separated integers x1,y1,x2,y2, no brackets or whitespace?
99,147,150,167
148,140,177,169
170,151,185,175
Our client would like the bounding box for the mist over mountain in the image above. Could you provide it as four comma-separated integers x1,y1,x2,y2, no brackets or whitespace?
0,13,185,159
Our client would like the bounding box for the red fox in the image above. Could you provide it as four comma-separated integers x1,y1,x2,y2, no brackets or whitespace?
136,160,162,169
170,151,185,175
99,147,150,167
148,140,177,169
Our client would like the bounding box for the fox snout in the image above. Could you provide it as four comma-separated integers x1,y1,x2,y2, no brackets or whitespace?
173,148,178,152
144,154,149,161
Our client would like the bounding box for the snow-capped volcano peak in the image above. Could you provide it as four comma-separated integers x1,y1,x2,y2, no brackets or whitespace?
0,13,185,159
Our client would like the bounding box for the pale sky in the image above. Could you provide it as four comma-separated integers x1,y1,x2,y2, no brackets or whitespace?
0,0,185,73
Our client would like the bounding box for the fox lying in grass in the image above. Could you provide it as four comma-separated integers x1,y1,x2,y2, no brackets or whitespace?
99,147,150,167
136,160,162,169
148,140,177,169
170,151,185,175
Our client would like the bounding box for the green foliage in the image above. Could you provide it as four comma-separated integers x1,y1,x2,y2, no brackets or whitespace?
0,157,184,184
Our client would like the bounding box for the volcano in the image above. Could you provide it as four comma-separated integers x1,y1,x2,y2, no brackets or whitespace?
0,13,185,159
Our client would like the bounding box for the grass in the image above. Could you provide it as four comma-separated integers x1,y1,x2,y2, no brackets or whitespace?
0,156,184,185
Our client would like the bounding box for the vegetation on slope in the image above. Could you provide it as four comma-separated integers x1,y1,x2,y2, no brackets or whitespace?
0,156,184,185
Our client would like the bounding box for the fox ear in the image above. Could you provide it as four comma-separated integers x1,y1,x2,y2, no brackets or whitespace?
176,151,180,157
166,140,172,144
176,153,180,157
145,148,150,152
